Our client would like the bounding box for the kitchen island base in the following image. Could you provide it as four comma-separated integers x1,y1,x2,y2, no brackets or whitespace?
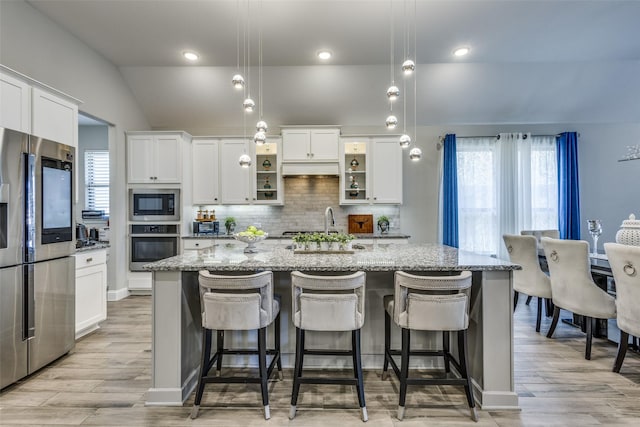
146,268,518,410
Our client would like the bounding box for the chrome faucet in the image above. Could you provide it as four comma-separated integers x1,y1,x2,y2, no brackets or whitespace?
324,206,335,234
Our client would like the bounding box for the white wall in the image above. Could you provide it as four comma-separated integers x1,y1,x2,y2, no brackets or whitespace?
0,0,150,296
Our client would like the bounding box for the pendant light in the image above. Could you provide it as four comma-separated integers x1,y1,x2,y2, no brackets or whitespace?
254,1,267,146
399,0,411,149
385,0,399,130
231,1,245,89
409,0,421,161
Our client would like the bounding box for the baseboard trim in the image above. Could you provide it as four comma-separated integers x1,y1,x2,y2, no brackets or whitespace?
107,288,130,301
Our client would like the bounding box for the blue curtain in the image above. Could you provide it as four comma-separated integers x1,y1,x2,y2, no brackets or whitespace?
557,132,581,240
442,134,459,247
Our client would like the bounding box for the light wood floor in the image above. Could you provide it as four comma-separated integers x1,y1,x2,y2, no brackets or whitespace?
1,296,639,426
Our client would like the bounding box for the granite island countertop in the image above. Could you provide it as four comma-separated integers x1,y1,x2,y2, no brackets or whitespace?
144,242,518,272
182,232,410,239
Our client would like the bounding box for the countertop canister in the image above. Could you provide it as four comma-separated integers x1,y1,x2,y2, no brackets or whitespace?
615,213,640,246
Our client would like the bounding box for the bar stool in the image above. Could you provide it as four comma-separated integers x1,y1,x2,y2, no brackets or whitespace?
289,271,368,422
190,270,282,420
382,270,478,422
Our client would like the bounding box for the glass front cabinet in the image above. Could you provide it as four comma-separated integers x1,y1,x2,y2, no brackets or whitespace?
339,136,403,205
253,137,283,205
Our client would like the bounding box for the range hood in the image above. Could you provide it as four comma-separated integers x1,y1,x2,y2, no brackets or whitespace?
281,162,340,177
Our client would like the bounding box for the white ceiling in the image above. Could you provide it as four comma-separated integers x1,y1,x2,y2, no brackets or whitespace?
26,0,640,132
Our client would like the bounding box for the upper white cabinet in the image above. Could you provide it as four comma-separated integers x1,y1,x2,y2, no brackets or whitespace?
127,132,187,184
192,138,220,204
0,71,31,133
31,87,78,147
220,139,252,204
340,136,403,205
253,138,283,205
1,66,80,148
282,127,340,162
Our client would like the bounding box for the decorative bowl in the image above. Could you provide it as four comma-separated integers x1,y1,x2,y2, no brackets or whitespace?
234,233,268,253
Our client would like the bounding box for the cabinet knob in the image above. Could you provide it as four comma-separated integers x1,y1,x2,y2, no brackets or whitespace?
86,257,93,263
195,243,199,247
374,197,377,200
214,198,218,201
245,197,249,201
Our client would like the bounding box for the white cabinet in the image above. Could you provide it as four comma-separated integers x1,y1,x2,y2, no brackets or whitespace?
220,139,252,204
74,249,108,339
253,138,283,205
282,128,340,162
192,139,220,204
127,132,186,184
340,136,403,205
31,87,78,147
1,66,80,147
0,71,31,133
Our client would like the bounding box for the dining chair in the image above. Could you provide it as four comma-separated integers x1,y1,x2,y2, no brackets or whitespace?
541,237,616,360
191,270,282,420
604,242,640,373
520,230,559,306
503,234,552,332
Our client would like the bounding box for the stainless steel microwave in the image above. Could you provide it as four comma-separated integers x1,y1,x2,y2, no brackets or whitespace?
129,189,180,222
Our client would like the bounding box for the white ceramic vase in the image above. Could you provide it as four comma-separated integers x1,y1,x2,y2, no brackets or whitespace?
615,213,640,246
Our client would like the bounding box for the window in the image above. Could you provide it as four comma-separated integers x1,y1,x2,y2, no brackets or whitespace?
85,150,109,215
456,134,557,258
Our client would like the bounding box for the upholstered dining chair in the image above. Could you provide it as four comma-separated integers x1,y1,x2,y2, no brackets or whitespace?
503,234,553,332
382,271,477,422
289,271,368,422
520,230,559,306
541,237,616,360
604,243,640,373
191,270,282,420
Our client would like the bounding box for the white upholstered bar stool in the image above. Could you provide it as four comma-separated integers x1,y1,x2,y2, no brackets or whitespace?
503,234,553,332
604,243,640,373
289,271,368,422
382,271,477,422
541,237,616,360
191,270,282,420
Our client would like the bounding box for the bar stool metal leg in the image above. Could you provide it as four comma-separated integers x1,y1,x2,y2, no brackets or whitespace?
274,307,283,379
289,327,305,420
216,330,224,376
442,331,451,373
191,328,213,419
382,309,391,380
458,329,479,422
352,329,368,421
397,327,410,421
257,326,270,420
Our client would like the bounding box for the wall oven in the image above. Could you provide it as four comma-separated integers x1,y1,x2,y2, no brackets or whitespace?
129,189,180,222
129,224,179,271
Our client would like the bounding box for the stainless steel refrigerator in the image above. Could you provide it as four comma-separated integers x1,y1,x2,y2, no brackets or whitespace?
1,127,75,389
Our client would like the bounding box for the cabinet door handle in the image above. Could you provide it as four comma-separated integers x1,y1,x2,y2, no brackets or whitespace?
195,243,200,247
86,257,93,262
214,198,218,201
374,197,377,200
245,197,249,201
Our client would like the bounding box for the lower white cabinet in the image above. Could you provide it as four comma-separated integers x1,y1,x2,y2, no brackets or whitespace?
74,249,108,339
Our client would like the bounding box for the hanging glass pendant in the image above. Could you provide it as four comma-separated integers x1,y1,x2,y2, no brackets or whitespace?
243,98,255,112
232,74,245,89
386,85,400,101
409,147,422,161
385,115,398,129
402,60,415,75
238,153,252,167
254,131,267,145
399,134,411,148
256,120,268,132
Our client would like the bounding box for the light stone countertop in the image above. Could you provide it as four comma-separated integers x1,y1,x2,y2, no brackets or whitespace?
144,242,518,272
182,232,410,239
75,242,110,252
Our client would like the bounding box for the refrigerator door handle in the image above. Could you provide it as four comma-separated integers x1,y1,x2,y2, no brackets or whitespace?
23,264,35,340
25,153,36,263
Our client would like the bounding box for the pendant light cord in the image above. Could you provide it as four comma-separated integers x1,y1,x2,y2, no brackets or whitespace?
413,0,417,143
389,0,394,114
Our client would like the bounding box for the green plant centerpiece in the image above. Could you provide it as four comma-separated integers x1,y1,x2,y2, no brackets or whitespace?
377,215,390,233
224,217,236,235
293,232,356,251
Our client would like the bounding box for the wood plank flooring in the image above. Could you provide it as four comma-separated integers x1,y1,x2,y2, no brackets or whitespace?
1,296,639,426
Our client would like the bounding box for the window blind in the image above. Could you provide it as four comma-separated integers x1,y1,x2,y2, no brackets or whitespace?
85,150,110,215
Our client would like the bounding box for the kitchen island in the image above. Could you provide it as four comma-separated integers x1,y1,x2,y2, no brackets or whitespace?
144,242,520,410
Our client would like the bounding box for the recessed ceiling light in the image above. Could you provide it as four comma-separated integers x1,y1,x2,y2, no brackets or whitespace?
183,51,199,61
453,47,470,57
317,50,332,60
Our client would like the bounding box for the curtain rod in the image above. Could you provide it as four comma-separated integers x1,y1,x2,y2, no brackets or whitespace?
436,133,579,150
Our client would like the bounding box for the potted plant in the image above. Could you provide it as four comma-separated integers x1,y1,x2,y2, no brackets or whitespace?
224,217,236,235
292,233,310,251
337,233,356,250
377,215,390,234
309,232,324,250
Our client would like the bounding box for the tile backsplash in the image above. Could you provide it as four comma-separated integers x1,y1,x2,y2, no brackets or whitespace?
192,176,400,235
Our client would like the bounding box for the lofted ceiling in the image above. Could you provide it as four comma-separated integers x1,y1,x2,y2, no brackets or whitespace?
25,0,640,132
